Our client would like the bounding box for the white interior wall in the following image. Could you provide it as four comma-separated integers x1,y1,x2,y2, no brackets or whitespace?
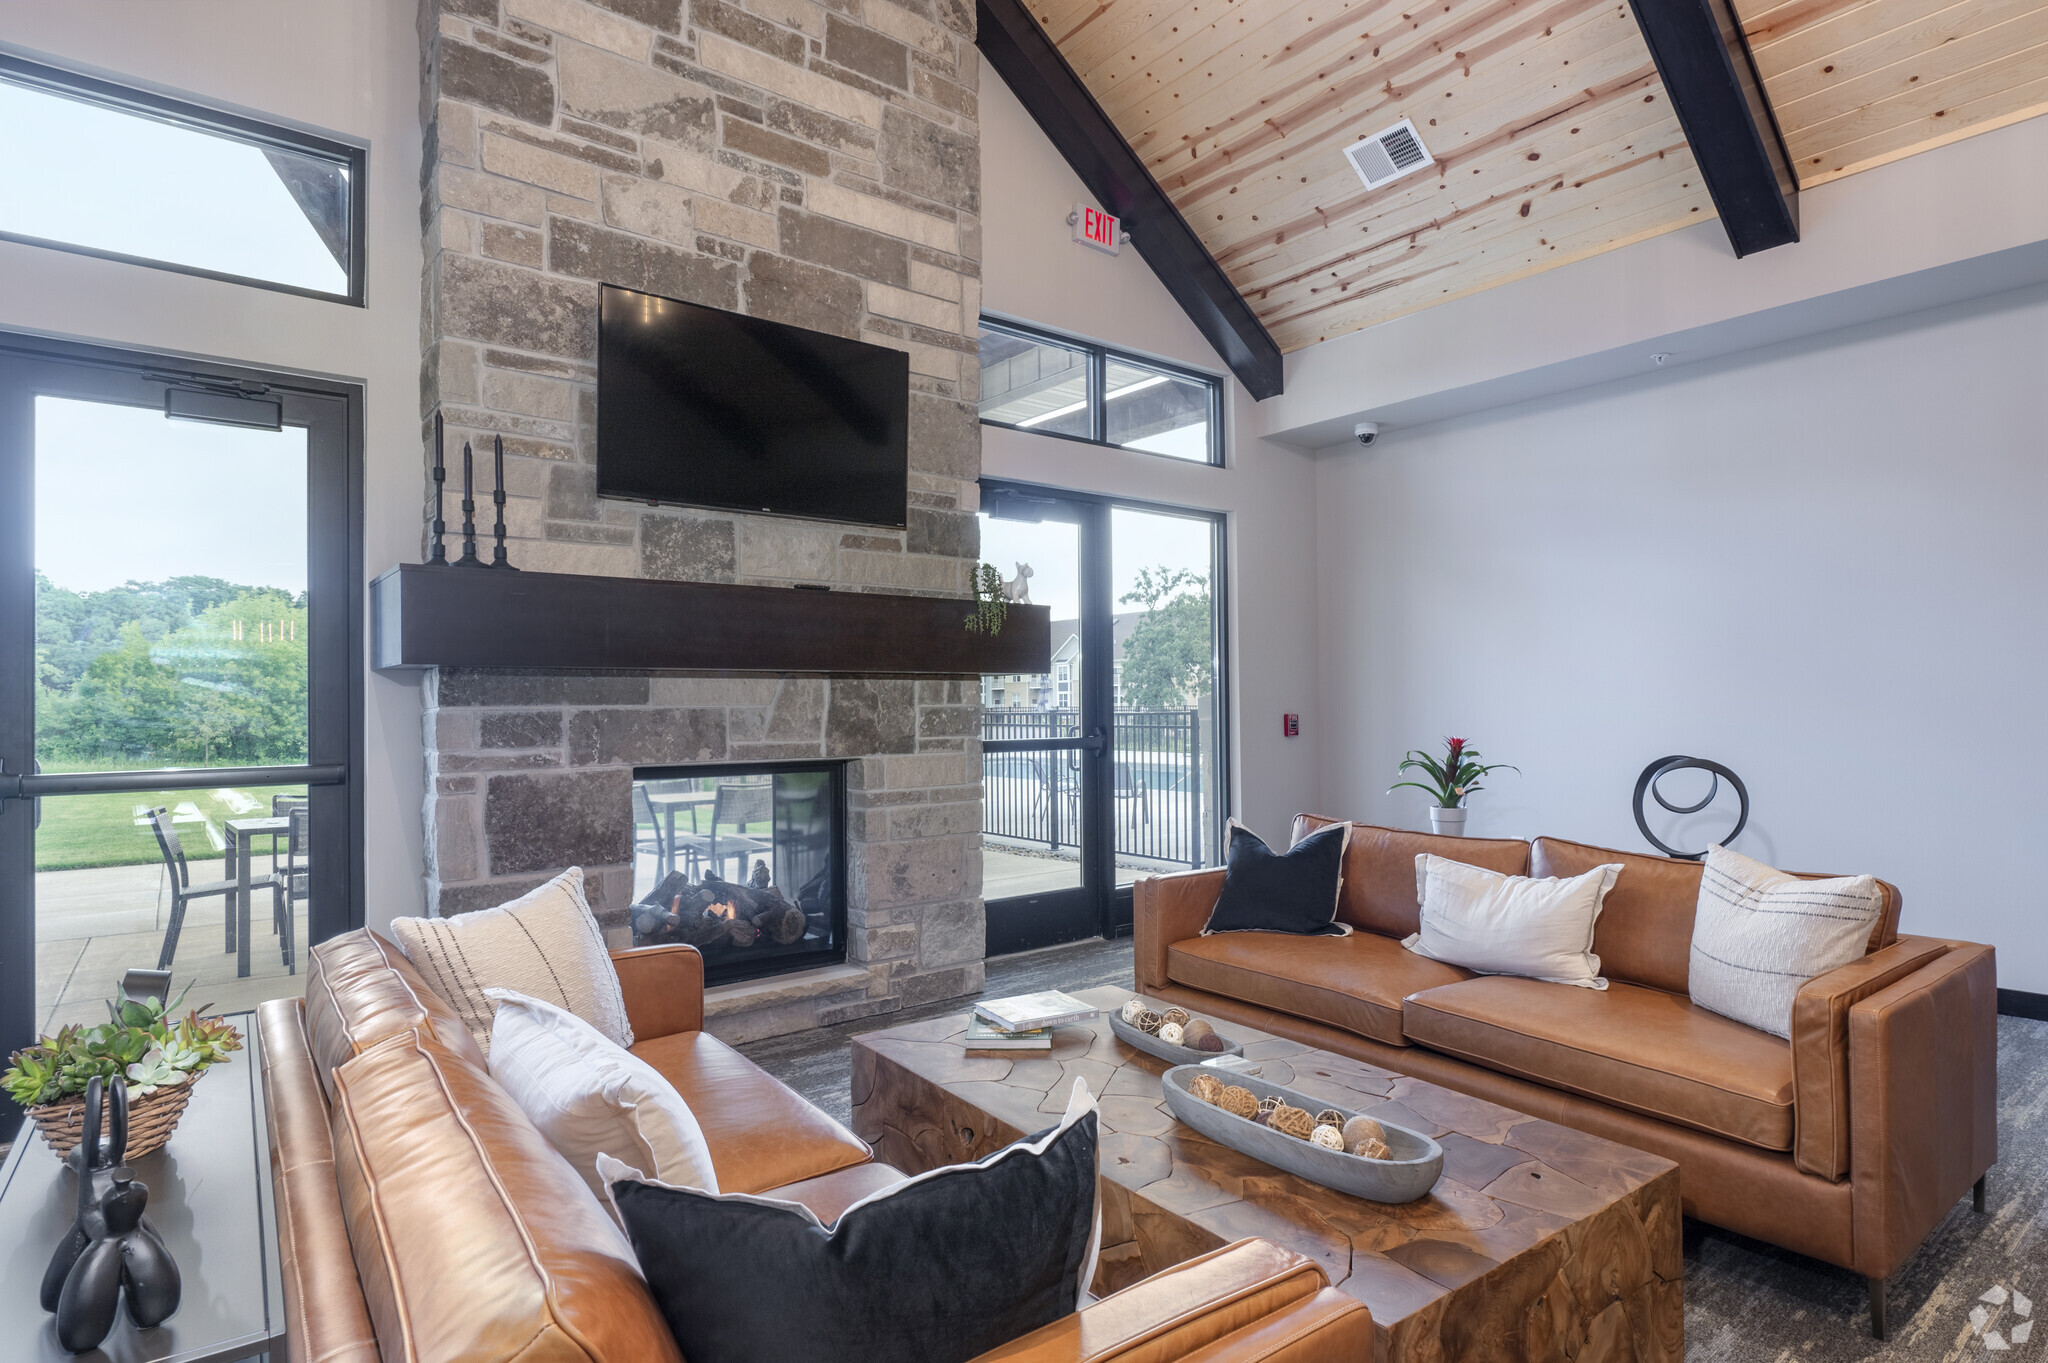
978,72,1319,844
1313,283,2048,991
0,2,427,929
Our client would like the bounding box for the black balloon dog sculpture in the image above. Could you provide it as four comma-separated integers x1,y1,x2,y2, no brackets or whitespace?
40,1075,181,1352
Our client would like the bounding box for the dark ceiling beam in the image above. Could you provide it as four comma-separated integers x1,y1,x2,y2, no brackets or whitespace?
1627,0,1799,257
976,0,1285,400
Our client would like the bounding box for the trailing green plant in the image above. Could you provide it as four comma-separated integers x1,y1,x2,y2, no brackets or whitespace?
1389,736,1518,809
2,982,243,1108
966,562,1008,636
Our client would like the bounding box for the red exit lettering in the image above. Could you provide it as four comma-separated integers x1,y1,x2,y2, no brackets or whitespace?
1071,202,1121,255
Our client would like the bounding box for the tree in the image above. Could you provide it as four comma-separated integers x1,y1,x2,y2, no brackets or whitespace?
1118,566,1212,710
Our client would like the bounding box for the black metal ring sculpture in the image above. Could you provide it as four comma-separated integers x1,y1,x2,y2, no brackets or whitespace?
1632,756,1748,861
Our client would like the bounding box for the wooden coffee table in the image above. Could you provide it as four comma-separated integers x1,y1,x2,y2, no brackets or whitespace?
851,986,1681,1362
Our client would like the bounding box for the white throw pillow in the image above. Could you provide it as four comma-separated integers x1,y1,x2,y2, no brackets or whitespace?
390,866,632,1056
1403,854,1620,989
486,989,717,1219
1689,845,1884,1039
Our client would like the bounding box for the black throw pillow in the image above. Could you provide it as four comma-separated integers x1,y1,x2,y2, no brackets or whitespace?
601,1081,1101,1363
1201,819,1352,936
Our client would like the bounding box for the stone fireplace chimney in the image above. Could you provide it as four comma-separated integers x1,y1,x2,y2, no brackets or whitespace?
414,0,985,1041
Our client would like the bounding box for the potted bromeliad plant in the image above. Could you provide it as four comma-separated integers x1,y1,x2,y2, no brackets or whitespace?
4,982,243,1162
1390,736,1517,836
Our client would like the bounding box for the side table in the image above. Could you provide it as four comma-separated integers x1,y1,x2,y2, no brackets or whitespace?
0,1013,285,1362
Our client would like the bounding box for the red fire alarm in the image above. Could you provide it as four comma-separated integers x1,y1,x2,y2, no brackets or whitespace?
1283,714,1300,738
1070,202,1121,256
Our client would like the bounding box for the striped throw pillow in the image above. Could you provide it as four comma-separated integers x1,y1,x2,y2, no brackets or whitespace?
390,867,632,1056
1689,845,1882,1038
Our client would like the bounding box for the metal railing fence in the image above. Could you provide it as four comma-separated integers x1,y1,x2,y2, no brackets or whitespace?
981,708,1205,870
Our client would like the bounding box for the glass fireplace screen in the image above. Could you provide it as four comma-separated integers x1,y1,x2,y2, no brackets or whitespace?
629,763,847,985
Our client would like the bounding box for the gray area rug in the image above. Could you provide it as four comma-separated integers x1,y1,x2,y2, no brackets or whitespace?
739,937,2048,1360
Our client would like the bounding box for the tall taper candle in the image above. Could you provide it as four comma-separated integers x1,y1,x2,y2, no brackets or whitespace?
455,441,484,566
490,434,517,569
428,411,448,564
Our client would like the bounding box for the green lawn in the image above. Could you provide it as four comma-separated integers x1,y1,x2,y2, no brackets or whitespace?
34,760,306,872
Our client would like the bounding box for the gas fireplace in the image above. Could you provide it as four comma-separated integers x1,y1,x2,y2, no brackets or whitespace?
627,761,847,986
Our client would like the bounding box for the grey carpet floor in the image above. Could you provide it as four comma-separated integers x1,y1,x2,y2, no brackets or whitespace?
738,937,2048,1361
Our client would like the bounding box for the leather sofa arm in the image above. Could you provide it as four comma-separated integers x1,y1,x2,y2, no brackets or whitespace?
1847,942,1998,1279
611,943,705,1040
1789,936,1950,1180
972,1240,1368,1363
1135,868,1226,994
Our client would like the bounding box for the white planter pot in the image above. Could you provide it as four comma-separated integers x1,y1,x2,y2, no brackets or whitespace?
1428,806,1468,836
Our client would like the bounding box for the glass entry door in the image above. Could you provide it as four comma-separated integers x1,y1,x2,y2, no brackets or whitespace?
979,483,1226,954
0,338,361,1140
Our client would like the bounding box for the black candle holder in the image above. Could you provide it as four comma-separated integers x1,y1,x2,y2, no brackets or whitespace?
454,441,485,568
490,435,517,570
428,411,449,566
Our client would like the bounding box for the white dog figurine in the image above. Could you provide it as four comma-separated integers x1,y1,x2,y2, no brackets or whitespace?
1000,563,1033,604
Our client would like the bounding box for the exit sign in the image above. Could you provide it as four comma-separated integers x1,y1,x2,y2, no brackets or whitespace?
1071,202,1121,255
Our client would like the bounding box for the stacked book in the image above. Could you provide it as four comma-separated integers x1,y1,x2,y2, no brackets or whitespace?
963,991,1098,1057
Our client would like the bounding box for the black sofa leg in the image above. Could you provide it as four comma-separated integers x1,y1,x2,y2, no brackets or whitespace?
1870,1276,1889,1340
1975,1175,1988,1213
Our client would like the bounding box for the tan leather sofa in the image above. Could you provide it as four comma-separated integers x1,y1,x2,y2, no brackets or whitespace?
259,928,1373,1362
1135,818,1999,1338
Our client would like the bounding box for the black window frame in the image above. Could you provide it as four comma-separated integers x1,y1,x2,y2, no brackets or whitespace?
0,330,368,1142
0,53,368,307
977,316,1225,467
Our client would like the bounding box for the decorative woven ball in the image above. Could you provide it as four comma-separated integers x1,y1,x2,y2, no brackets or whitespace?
1257,1095,1282,1116
1158,1022,1185,1046
1188,1073,1226,1106
1340,1116,1386,1149
1353,1136,1393,1161
1120,998,1147,1024
1270,1105,1317,1141
1310,1124,1346,1151
1137,1009,1165,1035
1218,1086,1260,1120
1315,1109,1345,1128
1182,1018,1215,1044
1161,1007,1192,1028
1195,1033,1227,1052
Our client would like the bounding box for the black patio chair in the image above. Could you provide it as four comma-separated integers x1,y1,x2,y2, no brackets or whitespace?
266,804,308,975
672,782,773,883
147,807,240,972
633,785,671,878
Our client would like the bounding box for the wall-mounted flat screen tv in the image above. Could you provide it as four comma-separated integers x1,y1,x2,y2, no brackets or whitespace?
597,283,909,528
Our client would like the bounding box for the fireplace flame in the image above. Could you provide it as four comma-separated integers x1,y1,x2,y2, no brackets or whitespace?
707,901,737,920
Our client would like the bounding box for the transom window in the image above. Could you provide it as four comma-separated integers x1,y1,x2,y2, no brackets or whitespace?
0,54,363,303
977,318,1222,465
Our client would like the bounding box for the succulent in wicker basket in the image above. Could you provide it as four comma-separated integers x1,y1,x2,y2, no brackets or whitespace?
4,982,243,1161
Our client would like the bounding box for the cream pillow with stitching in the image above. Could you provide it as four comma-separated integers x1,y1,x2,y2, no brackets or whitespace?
487,989,716,1220
1403,853,1620,989
1689,844,1883,1039
390,867,631,1056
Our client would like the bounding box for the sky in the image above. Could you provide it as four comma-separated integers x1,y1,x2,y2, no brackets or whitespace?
36,397,309,595
978,504,1215,622
0,78,346,295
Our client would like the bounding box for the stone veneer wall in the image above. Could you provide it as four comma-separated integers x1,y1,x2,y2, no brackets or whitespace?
414,0,987,1033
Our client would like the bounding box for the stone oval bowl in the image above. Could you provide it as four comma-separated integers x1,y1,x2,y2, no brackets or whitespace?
1107,1011,1244,1065
1161,1064,1444,1204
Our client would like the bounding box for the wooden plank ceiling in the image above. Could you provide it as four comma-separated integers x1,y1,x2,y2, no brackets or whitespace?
1022,0,2048,353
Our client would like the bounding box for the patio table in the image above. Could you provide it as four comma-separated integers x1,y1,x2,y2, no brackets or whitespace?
222,816,288,978
646,789,714,878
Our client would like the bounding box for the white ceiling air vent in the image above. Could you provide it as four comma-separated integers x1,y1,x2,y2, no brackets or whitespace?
1343,118,1435,191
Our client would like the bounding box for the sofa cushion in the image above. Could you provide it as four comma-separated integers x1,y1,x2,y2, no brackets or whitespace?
1168,928,1471,1047
1293,815,1528,938
1530,838,1704,995
630,1030,872,1193
1406,854,1619,989
328,1028,681,1363
1403,976,1795,1150
1690,845,1887,1039
1202,819,1351,937
304,928,485,1102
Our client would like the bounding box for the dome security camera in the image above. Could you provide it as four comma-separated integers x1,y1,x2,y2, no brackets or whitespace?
1354,421,1380,447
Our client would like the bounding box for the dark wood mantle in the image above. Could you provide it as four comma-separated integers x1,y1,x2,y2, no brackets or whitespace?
370,564,1050,676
